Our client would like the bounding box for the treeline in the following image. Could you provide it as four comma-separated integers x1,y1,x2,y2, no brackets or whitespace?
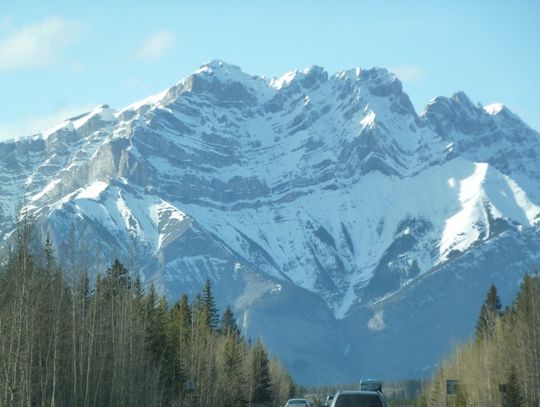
0,222,295,406
419,273,540,406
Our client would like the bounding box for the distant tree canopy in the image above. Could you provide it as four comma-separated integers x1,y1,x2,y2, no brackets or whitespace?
0,223,295,407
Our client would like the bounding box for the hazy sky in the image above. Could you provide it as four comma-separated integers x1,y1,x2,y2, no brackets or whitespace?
1,0,539,140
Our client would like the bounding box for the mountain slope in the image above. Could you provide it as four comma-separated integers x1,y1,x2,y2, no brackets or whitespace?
1,60,539,383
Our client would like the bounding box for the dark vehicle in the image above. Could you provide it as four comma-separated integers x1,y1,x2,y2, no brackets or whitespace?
330,390,387,407
359,379,382,392
285,398,311,407
324,394,335,406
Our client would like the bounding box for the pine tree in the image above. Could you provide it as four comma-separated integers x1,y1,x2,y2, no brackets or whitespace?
202,278,219,330
250,339,272,406
80,270,90,303
145,284,159,315
170,293,192,387
514,273,539,318
133,273,144,299
44,233,55,270
173,294,192,337
221,332,245,407
287,373,296,399
108,259,131,289
144,285,168,360
191,293,204,329
177,294,192,358
156,296,170,356
476,283,502,341
132,273,145,319
503,366,523,407
220,305,240,337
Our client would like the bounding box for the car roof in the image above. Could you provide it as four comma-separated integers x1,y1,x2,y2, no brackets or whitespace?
336,390,380,395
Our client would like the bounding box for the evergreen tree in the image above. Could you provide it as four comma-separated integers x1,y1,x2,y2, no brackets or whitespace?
202,278,219,330
286,373,296,399
173,294,192,336
155,296,170,356
476,283,502,341
133,273,144,298
44,233,55,269
80,270,90,301
144,285,168,359
191,293,204,326
161,297,187,403
221,332,245,407
170,294,192,381
503,366,523,407
108,258,131,289
250,339,272,406
220,305,241,337
514,272,540,318
144,283,158,316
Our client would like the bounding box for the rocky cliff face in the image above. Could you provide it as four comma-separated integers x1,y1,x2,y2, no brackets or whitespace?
1,60,539,383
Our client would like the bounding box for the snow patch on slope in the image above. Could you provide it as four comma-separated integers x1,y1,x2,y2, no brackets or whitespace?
483,103,504,115
43,121,75,139
76,181,108,200
149,201,191,253
73,105,115,129
368,310,386,331
440,162,488,258
119,90,168,114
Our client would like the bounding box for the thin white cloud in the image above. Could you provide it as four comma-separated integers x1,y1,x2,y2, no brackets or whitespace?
0,17,80,71
135,30,174,61
391,64,425,83
0,105,95,141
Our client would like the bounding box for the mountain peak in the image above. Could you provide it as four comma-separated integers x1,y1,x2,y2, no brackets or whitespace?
196,59,242,74
422,91,479,122
270,65,328,89
483,103,504,115
451,91,476,109
343,66,403,98
189,59,262,89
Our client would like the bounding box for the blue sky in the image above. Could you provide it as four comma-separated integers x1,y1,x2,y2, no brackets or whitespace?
1,0,539,140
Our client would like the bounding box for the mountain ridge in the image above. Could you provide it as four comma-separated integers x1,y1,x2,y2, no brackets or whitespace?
1,60,539,383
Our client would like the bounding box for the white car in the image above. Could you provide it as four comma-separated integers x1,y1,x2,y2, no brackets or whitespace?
285,398,311,407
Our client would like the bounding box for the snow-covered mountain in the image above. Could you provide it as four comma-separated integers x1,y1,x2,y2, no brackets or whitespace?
1,60,539,383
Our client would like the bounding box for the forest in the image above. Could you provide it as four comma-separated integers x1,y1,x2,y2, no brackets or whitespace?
0,221,295,406
420,273,540,406
2,219,540,407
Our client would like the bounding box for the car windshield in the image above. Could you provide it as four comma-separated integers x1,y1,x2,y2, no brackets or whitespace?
288,400,308,404
335,393,383,407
